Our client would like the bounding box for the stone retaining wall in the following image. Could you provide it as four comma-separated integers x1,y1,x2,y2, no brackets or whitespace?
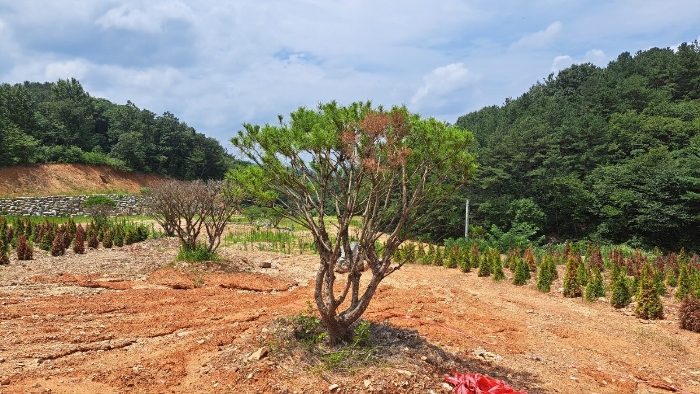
0,194,144,217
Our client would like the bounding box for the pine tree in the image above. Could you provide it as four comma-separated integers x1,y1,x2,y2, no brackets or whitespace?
416,243,426,264
676,264,691,301
524,247,537,272
88,232,99,249
492,254,505,281
470,243,480,270
576,259,589,287
16,234,33,260
508,247,520,271
445,245,458,268
73,224,86,254
585,268,605,301
60,225,72,249
40,225,54,251
477,248,492,277
513,258,529,286
679,294,700,332
458,245,471,273
433,246,445,267
102,230,113,248
0,239,9,265
563,255,582,298
51,232,66,256
536,257,554,292
635,263,664,320
610,264,631,308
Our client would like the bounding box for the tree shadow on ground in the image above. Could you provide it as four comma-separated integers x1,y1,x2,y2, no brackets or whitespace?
367,321,545,393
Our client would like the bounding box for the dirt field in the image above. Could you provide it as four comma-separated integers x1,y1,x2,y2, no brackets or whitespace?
1,232,699,394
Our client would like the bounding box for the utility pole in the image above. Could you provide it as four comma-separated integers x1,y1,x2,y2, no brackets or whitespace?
465,199,470,240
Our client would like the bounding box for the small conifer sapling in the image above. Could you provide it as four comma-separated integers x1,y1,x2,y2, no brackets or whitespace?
635,263,664,320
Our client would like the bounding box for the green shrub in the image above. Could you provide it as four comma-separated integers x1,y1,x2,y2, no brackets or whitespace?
536,258,554,292
676,265,691,301
83,195,117,209
0,239,9,265
610,264,631,308
585,268,606,301
444,245,459,269
635,263,664,320
477,249,492,277
102,231,113,248
177,244,218,262
492,253,505,281
576,259,589,287
40,226,54,251
512,258,529,286
432,246,443,266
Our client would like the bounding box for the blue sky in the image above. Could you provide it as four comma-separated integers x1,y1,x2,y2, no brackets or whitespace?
1,0,699,147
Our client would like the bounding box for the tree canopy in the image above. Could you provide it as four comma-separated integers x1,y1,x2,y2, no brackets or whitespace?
0,78,232,180
229,101,476,342
455,41,700,251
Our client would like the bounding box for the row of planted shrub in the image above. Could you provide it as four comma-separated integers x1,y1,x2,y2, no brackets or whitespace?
0,216,150,263
393,240,700,333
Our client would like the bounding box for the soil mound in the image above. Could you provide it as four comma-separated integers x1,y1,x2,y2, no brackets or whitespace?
0,164,164,197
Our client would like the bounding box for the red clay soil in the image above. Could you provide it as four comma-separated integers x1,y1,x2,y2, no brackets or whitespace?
0,235,699,393
0,164,163,197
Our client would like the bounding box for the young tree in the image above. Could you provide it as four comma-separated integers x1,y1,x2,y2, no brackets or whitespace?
16,234,33,260
144,179,240,253
635,262,664,320
230,101,476,343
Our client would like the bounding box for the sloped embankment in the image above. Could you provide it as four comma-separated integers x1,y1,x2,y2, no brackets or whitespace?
0,164,164,197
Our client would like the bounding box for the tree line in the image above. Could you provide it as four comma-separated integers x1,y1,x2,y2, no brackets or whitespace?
0,78,233,180
454,41,700,252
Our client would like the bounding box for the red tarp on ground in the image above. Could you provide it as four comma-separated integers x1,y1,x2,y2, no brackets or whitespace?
444,371,528,394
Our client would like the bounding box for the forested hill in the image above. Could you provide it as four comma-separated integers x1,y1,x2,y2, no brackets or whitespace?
0,78,232,180
455,41,700,251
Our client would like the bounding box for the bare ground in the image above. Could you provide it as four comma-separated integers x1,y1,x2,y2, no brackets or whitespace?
1,233,699,394
0,164,162,197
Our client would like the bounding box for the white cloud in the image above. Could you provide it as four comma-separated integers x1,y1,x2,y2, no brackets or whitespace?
550,55,574,72
584,49,607,66
411,63,480,105
95,2,193,33
44,59,92,82
551,49,607,72
511,21,563,50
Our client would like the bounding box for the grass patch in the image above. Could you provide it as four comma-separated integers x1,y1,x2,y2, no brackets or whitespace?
224,225,317,254
266,303,379,374
177,244,219,262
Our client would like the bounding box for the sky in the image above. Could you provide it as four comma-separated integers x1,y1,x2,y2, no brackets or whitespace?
1,0,699,147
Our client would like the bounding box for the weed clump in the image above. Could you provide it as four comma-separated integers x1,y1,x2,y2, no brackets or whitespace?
177,244,218,262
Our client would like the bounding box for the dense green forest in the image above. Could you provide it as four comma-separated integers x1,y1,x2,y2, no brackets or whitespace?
0,78,232,180
455,41,700,252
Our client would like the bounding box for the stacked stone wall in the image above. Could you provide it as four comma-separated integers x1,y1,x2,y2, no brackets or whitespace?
0,194,144,217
